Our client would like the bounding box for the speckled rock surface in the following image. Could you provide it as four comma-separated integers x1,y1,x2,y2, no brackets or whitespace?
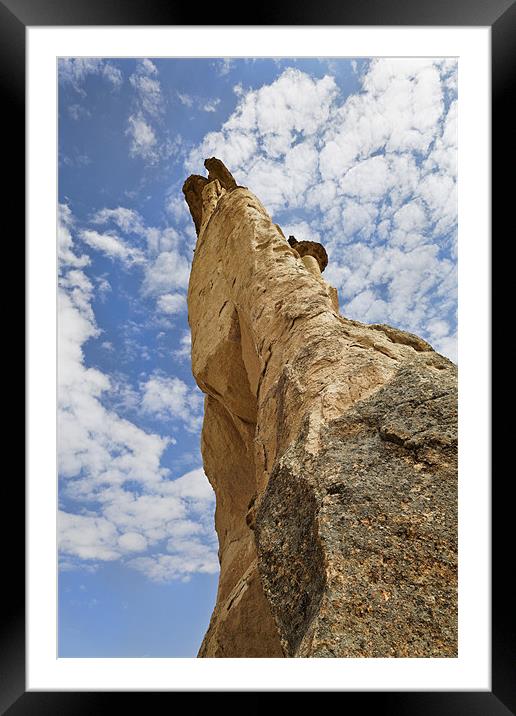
256,354,457,657
185,160,457,658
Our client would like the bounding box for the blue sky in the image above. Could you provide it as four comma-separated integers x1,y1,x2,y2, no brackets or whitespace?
58,57,457,657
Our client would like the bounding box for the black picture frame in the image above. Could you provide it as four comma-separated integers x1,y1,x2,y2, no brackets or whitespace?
5,0,509,711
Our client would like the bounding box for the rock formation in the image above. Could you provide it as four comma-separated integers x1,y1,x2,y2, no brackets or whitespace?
183,159,457,658
288,235,328,273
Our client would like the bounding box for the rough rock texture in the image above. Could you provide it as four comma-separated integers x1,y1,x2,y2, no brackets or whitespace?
204,156,239,192
288,236,329,272
184,160,457,658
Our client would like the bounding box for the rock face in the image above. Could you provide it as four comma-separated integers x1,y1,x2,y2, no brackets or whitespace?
184,159,457,658
288,236,328,272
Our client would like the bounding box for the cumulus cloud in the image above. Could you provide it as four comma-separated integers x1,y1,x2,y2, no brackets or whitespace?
79,229,146,266
187,68,338,181
186,60,457,360
59,466,217,574
118,531,148,553
128,547,218,583
59,465,217,577
141,250,190,297
144,227,182,256
59,512,121,561
156,293,187,315
165,192,191,224
57,259,169,493
126,113,158,161
91,206,183,259
91,207,145,235
141,373,203,432
58,205,217,580
172,331,192,362
80,202,193,337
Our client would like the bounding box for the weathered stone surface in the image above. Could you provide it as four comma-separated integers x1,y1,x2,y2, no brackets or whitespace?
288,235,329,272
256,354,457,657
182,174,209,235
185,159,457,658
204,156,239,192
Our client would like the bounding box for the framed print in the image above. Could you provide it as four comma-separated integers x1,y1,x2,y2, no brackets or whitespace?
5,0,511,711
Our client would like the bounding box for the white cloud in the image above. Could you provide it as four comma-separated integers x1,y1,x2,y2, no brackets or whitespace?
433,332,458,364
202,98,220,113
186,60,457,361
141,250,190,297
144,226,181,256
57,334,169,495
102,63,123,88
129,59,163,118
417,170,457,237
140,373,203,432
173,331,192,362
91,206,183,257
80,229,145,266
127,548,218,583
95,275,112,300
59,466,217,575
91,207,145,235
341,200,378,240
215,58,234,76
178,92,220,113
156,293,187,315
161,468,214,503
282,220,321,244
427,318,450,340
58,512,120,561
126,113,158,161
187,68,338,175
59,58,122,94
192,130,257,176
59,204,90,270
58,207,217,580
125,59,181,166
393,200,427,232
165,192,190,224
177,92,194,108
118,532,148,553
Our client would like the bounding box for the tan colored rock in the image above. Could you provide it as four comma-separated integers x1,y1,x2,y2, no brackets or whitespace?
182,174,208,235
288,235,329,272
204,156,239,192
184,159,457,658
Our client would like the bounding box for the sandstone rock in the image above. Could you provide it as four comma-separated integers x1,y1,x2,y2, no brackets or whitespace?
204,157,238,192
288,235,329,272
184,159,457,658
182,174,208,235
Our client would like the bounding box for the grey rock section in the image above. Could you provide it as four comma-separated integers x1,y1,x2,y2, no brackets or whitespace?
255,351,457,657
